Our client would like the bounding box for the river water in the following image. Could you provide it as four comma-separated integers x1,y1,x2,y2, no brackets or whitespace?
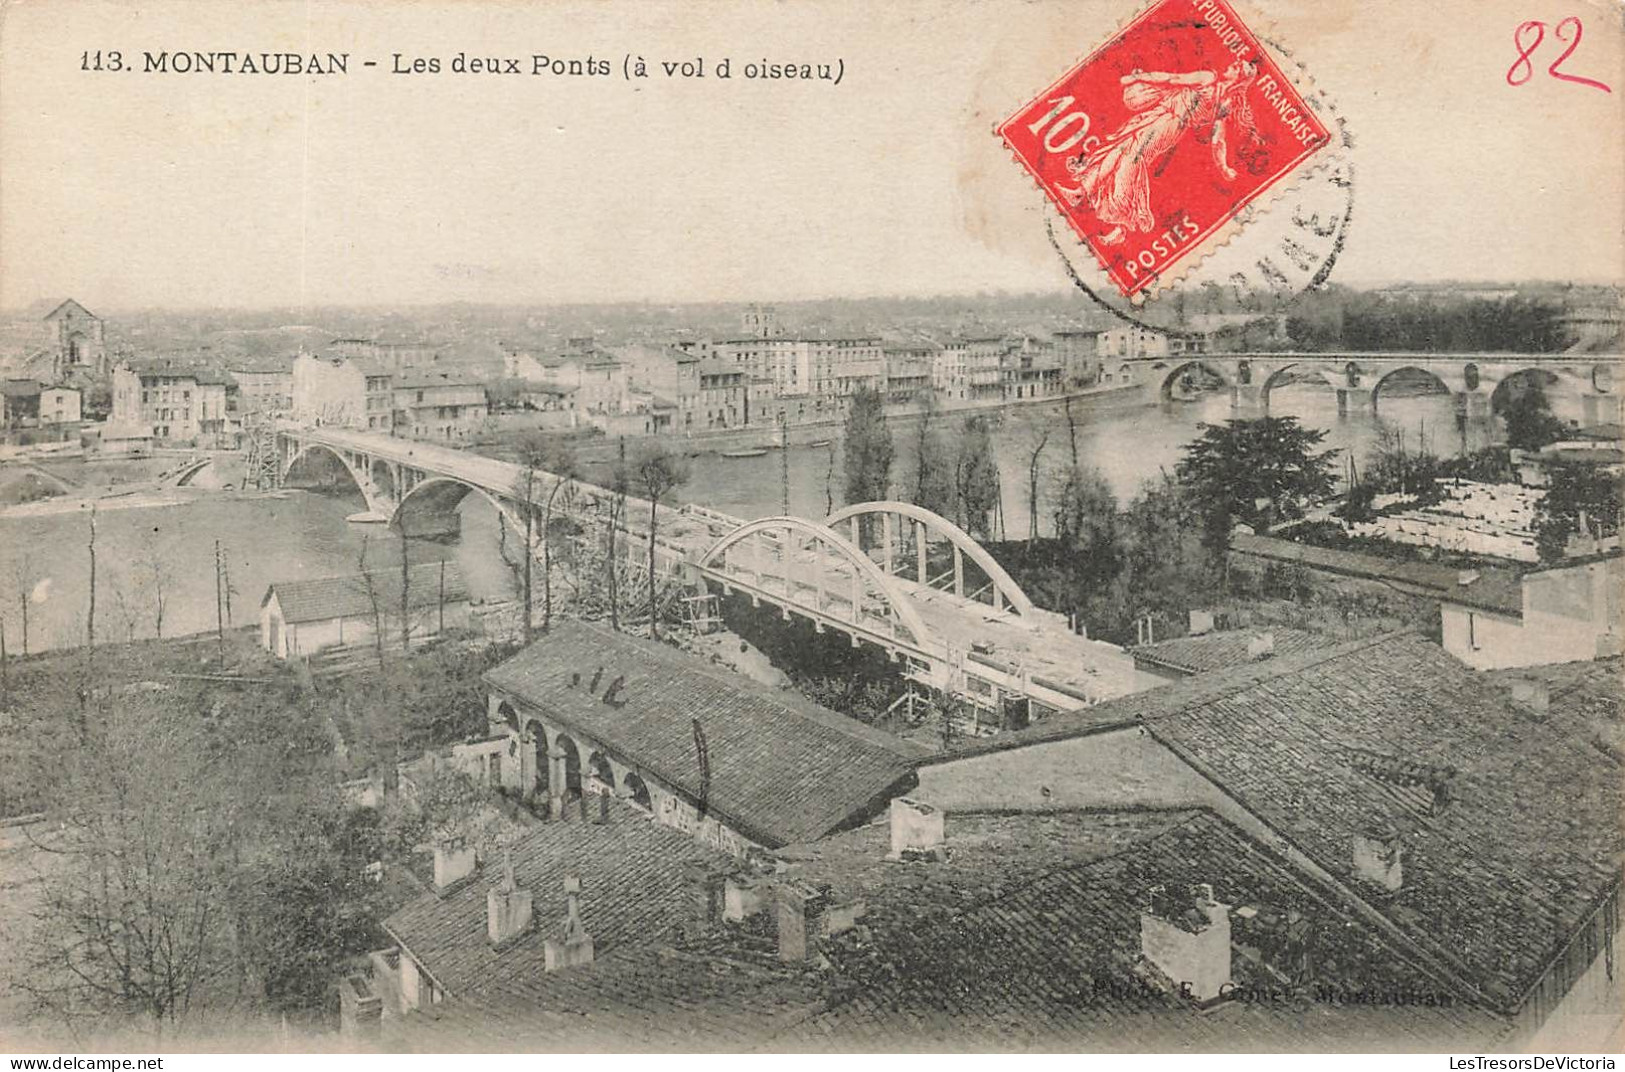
0,383,1577,652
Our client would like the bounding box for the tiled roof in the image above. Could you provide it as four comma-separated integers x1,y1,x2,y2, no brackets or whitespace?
1132,627,1328,676
777,809,1503,1050
484,622,919,847
1231,533,1524,615
381,799,735,1001
1116,632,1621,1012
262,561,467,624
383,930,826,1051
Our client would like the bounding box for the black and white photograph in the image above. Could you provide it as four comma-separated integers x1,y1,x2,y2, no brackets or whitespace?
0,0,1620,1059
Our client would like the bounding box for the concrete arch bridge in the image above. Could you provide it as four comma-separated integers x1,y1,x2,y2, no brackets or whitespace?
1131,352,1624,424
273,424,1149,717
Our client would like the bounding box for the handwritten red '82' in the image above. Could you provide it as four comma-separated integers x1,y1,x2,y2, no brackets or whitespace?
1507,16,1612,92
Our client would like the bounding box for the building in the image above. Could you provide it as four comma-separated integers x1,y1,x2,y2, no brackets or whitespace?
39,385,81,424
880,340,937,404
330,337,440,374
357,786,1515,1052
1051,327,1106,385
1000,349,1063,401
1441,553,1623,670
483,621,919,857
392,369,489,442
258,561,470,661
687,361,751,431
227,359,294,414
912,631,1622,1046
110,362,234,445
291,352,396,431
43,298,107,377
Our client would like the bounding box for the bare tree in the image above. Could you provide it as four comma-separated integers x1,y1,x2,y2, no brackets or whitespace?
535,442,580,633
358,535,385,670
399,526,412,653
11,551,34,656
606,439,630,632
1025,425,1051,545
634,446,692,639
138,539,172,640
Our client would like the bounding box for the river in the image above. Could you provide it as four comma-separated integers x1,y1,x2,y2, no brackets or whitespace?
0,382,1578,653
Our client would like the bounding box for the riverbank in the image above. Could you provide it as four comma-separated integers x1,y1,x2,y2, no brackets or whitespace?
481,382,1149,467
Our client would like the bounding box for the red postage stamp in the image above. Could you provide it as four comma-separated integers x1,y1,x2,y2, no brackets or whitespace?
998,0,1332,299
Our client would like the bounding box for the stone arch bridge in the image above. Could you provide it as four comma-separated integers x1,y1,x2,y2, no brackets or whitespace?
274,424,1148,716
1125,351,1624,424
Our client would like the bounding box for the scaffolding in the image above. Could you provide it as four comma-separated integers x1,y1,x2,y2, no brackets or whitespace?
680,592,723,635
240,409,280,490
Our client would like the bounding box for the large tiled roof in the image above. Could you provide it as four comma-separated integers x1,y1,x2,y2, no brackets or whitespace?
262,561,467,624
383,799,731,1001
777,809,1503,1051
383,930,825,1052
1106,631,1621,1013
485,622,919,847
1132,627,1327,676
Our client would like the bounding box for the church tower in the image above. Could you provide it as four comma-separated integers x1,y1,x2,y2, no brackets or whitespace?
44,298,107,377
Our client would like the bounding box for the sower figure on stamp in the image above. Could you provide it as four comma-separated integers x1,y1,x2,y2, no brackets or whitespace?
1061,59,1261,246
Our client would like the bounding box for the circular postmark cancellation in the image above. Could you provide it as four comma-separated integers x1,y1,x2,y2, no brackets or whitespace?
997,0,1354,332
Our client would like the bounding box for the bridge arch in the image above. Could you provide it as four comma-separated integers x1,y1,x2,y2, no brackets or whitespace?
281,442,377,509
825,500,1036,617
1488,366,1563,417
1370,366,1452,415
392,475,529,541
697,515,932,647
1159,360,1231,401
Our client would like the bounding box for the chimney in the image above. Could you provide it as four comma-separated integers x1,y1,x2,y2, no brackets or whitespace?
888,796,947,861
683,859,728,930
1188,609,1215,636
1140,883,1232,1003
337,971,383,1042
432,836,477,895
543,874,595,971
723,873,768,923
1510,678,1550,716
486,850,533,949
1246,632,1275,660
595,785,610,824
775,880,830,962
1352,824,1404,893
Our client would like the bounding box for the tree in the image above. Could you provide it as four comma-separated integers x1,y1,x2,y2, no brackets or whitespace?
953,416,1001,538
634,445,691,639
17,677,368,1038
842,386,893,517
605,439,631,631
511,458,541,644
1023,425,1051,544
908,394,955,519
530,440,580,633
1535,463,1622,562
357,535,385,670
1175,417,1339,559
137,538,172,640
1053,466,1119,582
11,552,36,656
1501,377,1568,452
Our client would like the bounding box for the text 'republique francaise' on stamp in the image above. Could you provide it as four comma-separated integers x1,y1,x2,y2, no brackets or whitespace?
998,0,1334,305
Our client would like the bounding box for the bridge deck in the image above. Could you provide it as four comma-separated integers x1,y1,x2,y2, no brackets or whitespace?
283,425,1147,708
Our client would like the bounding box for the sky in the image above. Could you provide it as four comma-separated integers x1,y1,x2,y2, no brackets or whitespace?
1,0,1622,312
